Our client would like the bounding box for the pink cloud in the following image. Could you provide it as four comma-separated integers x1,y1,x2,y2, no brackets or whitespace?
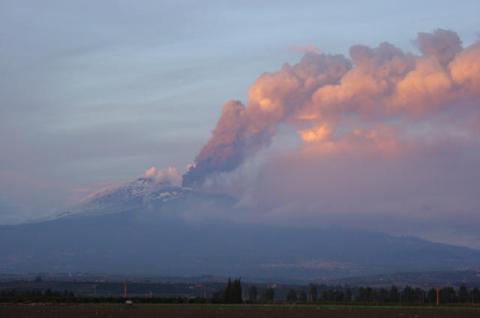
184,29,480,186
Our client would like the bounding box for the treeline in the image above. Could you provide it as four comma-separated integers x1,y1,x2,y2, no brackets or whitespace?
2,283,480,305
0,289,76,303
210,280,480,305
281,284,480,305
0,289,209,304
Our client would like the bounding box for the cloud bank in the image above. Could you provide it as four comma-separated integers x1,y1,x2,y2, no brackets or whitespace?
183,29,480,187
177,30,480,246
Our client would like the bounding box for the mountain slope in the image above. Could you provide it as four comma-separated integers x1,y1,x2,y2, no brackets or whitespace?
1,213,480,281
49,175,236,224
1,177,480,281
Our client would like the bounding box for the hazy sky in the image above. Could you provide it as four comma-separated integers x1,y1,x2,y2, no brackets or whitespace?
0,0,479,222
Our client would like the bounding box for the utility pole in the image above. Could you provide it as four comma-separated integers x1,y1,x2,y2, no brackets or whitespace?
123,280,128,299
436,287,440,306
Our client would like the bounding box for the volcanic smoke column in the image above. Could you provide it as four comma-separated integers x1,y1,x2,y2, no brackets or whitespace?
182,29,480,187
182,100,273,187
182,52,351,186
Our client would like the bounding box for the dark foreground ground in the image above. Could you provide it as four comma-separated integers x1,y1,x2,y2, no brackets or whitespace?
1,304,480,318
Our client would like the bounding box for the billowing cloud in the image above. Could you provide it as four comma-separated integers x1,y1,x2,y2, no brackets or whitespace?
183,29,480,186
416,29,462,66
145,166,181,186
288,44,322,54
194,128,480,247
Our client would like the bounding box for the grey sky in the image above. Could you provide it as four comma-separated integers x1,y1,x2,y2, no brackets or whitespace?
0,0,479,216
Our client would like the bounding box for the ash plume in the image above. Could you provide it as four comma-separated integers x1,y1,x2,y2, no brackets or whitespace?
183,29,480,187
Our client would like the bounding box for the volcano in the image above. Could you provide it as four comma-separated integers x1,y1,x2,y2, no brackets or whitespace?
1,177,480,282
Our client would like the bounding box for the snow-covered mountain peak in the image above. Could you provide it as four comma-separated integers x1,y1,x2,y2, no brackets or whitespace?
60,176,191,218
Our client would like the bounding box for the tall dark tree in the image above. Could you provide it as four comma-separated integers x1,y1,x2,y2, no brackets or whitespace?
376,288,389,303
415,288,425,304
333,288,345,302
357,287,374,302
308,284,317,302
298,290,307,302
224,278,242,303
472,288,480,303
262,288,275,303
233,279,242,303
286,289,297,303
401,286,416,303
426,288,436,303
389,286,399,303
458,285,469,303
440,287,456,303
344,287,352,302
224,278,233,302
248,285,258,303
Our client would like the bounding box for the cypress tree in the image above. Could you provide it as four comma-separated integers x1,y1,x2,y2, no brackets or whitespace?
224,278,242,303
248,285,258,302
308,284,317,302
